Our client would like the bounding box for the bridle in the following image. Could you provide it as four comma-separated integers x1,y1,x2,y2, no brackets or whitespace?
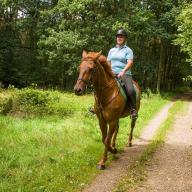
77,57,120,109
77,58,116,90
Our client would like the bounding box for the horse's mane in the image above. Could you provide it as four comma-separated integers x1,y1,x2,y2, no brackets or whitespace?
98,55,114,79
86,51,114,79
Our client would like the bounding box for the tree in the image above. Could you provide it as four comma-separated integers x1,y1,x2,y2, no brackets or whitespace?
0,0,190,90
175,3,192,63
174,3,192,87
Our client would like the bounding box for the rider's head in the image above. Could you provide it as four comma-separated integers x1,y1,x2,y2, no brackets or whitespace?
116,29,127,46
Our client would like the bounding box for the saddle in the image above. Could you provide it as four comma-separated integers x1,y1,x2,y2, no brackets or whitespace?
116,78,139,103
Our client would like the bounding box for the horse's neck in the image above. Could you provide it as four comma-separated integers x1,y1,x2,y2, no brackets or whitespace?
93,62,113,88
93,62,117,105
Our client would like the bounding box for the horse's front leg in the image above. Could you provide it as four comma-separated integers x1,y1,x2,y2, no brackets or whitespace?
97,116,108,170
97,120,117,170
105,121,117,154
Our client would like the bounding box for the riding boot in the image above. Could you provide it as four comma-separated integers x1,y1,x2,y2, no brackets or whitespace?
128,93,138,119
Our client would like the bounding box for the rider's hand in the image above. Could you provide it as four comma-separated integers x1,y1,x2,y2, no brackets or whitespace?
117,70,125,78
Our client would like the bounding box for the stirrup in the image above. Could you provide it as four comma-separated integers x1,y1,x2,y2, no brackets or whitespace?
88,107,95,115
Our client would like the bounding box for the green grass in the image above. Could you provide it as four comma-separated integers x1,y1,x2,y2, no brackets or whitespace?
0,90,169,192
114,100,185,192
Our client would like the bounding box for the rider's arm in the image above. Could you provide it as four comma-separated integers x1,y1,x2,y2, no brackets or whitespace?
118,59,133,78
122,59,133,73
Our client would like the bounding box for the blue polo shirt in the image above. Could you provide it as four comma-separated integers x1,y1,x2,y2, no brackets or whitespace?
107,45,133,76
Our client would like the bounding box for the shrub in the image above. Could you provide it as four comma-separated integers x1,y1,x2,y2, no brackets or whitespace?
0,95,13,115
13,88,56,116
10,88,74,117
0,88,86,117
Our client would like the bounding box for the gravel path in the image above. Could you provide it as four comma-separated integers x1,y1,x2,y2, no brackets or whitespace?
135,93,192,192
83,102,175,192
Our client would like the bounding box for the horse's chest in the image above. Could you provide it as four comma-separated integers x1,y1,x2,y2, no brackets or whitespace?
100,108,121,122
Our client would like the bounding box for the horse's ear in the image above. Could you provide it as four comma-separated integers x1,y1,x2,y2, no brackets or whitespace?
95,50,102,59
82,50,87,58
99,55,107,63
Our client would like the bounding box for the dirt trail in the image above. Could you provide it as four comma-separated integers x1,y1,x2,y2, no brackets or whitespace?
135,93,192,192
83,102,175,192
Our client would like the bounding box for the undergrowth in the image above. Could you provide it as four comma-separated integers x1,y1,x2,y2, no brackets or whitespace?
0,87,92,117
0,87,172,192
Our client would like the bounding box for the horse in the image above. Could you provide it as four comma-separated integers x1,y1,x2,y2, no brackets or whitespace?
74,50,141,170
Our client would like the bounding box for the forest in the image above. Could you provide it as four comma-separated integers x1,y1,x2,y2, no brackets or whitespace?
0,1,192,191
0,0,192,92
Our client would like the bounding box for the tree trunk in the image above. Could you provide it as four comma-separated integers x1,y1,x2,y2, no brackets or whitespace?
156,40,165,93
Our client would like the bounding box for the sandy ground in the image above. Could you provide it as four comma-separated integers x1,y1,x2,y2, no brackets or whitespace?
83,102,175,192
135,93,192,192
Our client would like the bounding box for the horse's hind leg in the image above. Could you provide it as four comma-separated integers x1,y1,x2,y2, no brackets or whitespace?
111,121,119,153
128,119,136,147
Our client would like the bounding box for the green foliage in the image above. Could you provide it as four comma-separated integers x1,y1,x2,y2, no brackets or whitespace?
11,88,76,116
175,3,192,64
0,0,42,87
17,88,57,113
0,95,12,115
1,87,93,117
182,75,192,87
38,29,85,85
0,0,190,90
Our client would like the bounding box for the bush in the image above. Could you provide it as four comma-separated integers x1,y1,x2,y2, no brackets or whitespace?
0,96,13,115
10,88,74,117
13,88,55,116
141,88,154,99
0,88,88,117
18,88,55,107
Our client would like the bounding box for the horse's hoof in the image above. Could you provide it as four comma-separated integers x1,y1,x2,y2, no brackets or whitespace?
112,148,117,154
97,164,105,170
108,147,117,154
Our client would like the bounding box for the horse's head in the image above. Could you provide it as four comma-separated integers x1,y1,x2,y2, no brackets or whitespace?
74,50,102,95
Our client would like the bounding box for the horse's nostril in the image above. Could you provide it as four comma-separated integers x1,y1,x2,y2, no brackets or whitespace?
75,88,82,95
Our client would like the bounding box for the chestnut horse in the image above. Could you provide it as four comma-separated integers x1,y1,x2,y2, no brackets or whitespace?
74,50,141,170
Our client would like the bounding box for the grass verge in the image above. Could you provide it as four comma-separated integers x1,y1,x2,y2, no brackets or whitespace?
114,100,185,192
0,90,169,192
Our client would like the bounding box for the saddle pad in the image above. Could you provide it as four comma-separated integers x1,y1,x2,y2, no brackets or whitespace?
116,79,139,102
116,80,127,101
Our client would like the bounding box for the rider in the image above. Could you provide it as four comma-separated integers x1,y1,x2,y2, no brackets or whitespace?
107,29,137,119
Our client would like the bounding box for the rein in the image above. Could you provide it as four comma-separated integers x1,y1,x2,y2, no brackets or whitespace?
89,58,120,109
78,58,116,89
79,57,120,110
